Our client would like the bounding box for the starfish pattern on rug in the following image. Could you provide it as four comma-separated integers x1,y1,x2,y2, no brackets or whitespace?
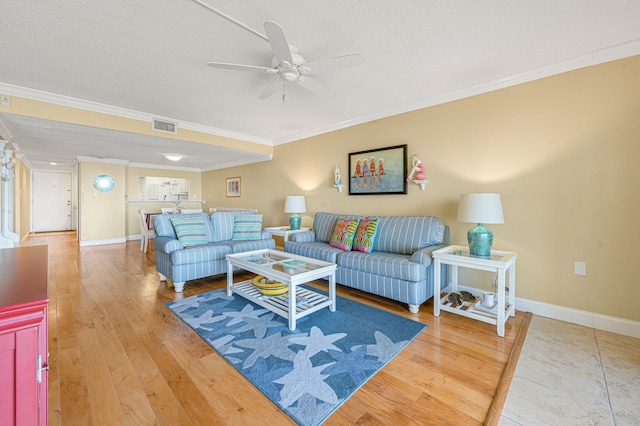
166,287,427,426
354,330,410,361
274,351,339,407
234,331,298,369
323,346,383,383
231,312,283,338
287,326,346,357
212,303,268,326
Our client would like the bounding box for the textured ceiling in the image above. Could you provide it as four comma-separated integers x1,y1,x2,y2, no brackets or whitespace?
1,0,640,171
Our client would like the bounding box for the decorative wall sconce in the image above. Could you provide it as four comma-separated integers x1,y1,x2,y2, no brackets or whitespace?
406,153,427,191
0,141,15,182
333,164,343,192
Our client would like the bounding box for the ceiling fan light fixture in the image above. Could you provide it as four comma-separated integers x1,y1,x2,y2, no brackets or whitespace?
164,154,183,161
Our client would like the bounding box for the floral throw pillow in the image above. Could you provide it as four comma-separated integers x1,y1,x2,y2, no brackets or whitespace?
353,218,378,253
329,217,359,251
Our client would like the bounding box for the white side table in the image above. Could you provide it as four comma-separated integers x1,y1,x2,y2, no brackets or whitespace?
264,226,310,244
433,245,518,337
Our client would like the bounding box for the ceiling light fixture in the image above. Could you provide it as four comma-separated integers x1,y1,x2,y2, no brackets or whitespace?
164,154,183,161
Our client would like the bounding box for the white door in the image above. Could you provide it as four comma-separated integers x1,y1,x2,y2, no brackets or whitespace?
32,171,73,232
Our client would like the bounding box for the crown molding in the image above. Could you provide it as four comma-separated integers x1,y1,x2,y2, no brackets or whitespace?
272,39,640,145
0,83,273,146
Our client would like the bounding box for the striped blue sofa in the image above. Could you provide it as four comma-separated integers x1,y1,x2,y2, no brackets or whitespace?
285,212,449,313
153,211,275,292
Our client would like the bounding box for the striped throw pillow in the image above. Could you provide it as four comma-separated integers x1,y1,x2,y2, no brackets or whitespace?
232,214,263,240
170,217,208,246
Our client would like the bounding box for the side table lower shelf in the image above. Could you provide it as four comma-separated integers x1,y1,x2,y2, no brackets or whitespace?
438,287,513,325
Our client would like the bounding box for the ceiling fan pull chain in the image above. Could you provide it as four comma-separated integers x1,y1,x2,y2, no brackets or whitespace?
282,83,286,103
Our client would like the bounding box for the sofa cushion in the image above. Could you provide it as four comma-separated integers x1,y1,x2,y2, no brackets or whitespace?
155,213,214,242
171,216,208,246
329,217,359,251
336,250,426,282
210,210,256,242
285,241,344,264
353,218,378,253
232,214,263,240
373,216,445,255
222,238,276,253
313,212,362,243
170,243,233,266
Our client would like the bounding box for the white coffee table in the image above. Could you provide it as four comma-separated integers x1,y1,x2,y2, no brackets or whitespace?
264,226,310,243
226,249,337,330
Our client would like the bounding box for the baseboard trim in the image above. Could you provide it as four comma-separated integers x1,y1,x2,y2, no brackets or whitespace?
79,237,126,247
516,297,640,339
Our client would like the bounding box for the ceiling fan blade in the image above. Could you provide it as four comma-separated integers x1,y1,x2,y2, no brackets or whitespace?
302,54,365,75
296,76,335,98
207,62,273,73
258,78,283,99
264,21,293,65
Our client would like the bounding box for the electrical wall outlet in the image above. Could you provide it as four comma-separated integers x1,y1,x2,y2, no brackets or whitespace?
574,261,586,276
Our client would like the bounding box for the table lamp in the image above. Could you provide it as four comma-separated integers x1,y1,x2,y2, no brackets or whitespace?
457,193,504,256
284,196,306,230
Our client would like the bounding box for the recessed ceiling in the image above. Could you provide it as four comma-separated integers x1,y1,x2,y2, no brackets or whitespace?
1,0,639,171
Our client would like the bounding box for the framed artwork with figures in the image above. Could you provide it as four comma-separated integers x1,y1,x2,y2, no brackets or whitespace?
226,177,241,197
348,144,407,195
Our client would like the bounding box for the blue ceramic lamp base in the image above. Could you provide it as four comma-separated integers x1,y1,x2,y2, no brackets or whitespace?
289,214,301,230
467,223,493,257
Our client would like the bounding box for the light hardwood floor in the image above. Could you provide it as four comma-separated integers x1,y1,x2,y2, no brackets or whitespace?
39,232,527,425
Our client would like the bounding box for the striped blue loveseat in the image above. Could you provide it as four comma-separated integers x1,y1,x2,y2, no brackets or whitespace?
153,211,275,292
285,212,449,313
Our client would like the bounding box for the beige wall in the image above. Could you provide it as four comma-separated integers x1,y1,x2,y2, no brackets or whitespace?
79,161,126,242
15,157,31,240
203,55,640,322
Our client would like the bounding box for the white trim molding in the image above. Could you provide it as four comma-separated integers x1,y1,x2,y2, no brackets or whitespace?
517,297,640,339
79,237,126,247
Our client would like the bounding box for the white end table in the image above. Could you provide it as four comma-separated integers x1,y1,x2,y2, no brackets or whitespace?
433,245,518,337
264,226,310,244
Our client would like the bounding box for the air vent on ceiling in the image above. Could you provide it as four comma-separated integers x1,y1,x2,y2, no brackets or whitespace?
152,119,178,134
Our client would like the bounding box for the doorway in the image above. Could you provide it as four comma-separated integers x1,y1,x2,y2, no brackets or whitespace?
32,171,73,232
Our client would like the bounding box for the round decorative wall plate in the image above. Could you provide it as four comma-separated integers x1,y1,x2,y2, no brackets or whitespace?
93,175,115,192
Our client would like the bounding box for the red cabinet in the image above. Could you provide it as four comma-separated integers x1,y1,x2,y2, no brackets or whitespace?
0,245,49,426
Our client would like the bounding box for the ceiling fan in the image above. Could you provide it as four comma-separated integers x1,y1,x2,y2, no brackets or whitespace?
207,21,364,100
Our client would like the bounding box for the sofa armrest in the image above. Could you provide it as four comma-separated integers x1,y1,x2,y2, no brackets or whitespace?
154,236,184,254
411,243,448,267
289,231,316,243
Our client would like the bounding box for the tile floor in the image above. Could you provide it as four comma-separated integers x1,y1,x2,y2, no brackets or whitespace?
500,316,640,426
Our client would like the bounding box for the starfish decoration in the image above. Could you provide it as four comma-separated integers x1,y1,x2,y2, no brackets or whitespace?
244,357,291,402
323,346,382,384
212,303,268,327
353,331,409,361
183,309,219,329
232,312,283,339
286,393,336,426
274,351,339,407
167,294,208,313
287,326,346,357
234,332,298,369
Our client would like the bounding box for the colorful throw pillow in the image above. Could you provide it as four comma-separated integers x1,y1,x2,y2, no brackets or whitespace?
232,214,263,240
170,217,208,246
353,217,378,253
329,217,359,251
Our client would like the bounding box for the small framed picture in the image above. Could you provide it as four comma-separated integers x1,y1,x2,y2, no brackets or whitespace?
226,177,241,197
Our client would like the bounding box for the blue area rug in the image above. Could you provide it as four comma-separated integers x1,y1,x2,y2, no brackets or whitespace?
166,287,426,426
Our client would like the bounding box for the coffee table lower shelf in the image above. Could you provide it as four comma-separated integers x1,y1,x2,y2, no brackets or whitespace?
231,280,333,327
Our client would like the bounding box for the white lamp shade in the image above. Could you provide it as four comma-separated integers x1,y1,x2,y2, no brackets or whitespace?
284,196,306,214
457,193,504,224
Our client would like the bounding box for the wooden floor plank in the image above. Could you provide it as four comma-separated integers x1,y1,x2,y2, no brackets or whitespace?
38,233,527,425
